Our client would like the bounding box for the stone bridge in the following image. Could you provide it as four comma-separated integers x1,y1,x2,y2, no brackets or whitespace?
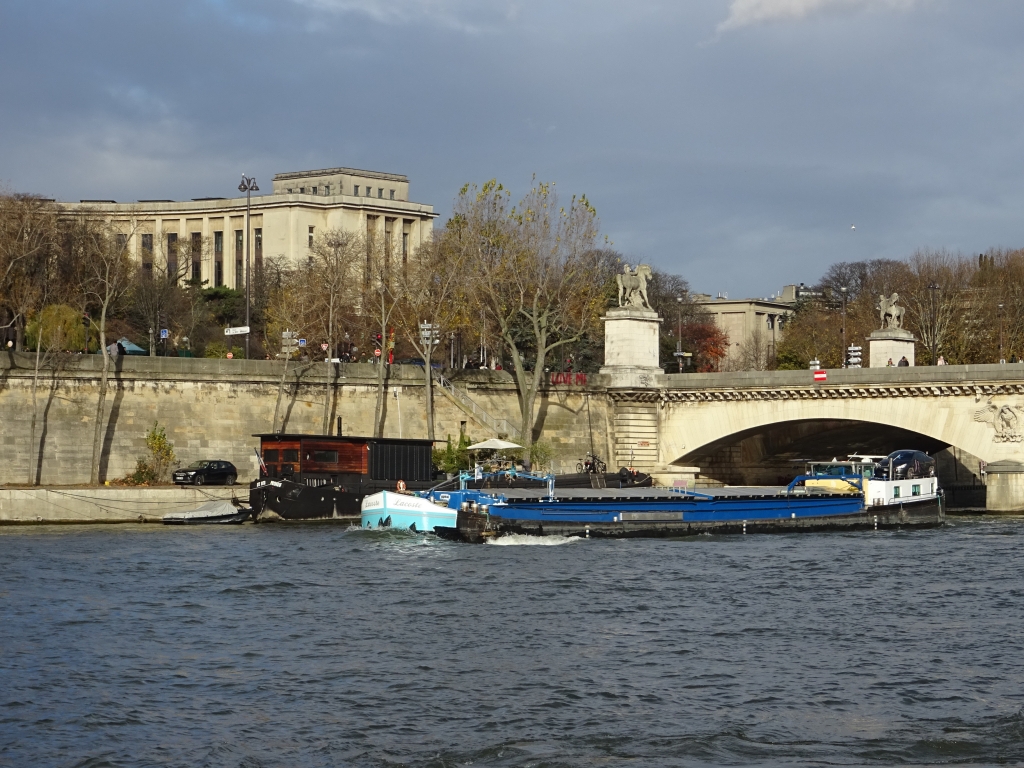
608,365,1024,511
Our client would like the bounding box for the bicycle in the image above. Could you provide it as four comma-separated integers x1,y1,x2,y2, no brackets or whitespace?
576,453,607,474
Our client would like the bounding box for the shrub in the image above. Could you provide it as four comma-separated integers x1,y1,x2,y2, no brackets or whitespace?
117,421,178,485
432,434,474,474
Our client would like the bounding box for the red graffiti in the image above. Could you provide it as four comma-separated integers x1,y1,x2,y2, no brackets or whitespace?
549,372,588,386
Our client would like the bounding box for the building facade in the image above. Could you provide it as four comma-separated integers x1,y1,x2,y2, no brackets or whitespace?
695,294,794,370
64,166,437,288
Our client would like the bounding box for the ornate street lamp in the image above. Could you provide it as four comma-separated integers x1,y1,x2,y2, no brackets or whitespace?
999,302,1005,364
675,296,683,372
928,282,940,364
238,174,259,358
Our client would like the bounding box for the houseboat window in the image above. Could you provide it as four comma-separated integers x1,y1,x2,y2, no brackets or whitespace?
283,449,299,462
893,486,901,498
263,449,279,463
912,484,921,496
313,450,339,463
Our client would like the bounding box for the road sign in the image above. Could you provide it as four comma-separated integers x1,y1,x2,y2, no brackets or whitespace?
321,343,329,351
160,329,168,339
225,326,250,336
298,338,306,347
813,370,827,382
374,348,381,357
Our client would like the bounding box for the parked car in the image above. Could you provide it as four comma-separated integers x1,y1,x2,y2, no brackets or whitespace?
173,460,239,486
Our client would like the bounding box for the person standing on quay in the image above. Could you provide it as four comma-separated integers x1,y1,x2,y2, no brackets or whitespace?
898,356,910,367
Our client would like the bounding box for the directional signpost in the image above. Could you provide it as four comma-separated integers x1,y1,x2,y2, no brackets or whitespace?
281,330,298,358
225,326,250,336
846,345,863,369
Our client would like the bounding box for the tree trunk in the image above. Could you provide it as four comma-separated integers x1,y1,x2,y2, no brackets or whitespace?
273,357,290,434
424,347,435,441
28,338,42,485
373,352,386,437
90,306,110,485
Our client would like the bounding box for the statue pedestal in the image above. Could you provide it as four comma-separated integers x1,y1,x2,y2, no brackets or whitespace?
600,307,663,387
869,328,916,368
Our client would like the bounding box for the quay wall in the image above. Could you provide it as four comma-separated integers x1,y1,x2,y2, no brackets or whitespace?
0,354,610,486
0,487,237,524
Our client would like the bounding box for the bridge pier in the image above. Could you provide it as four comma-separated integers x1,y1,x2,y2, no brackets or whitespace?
984,462,1024,512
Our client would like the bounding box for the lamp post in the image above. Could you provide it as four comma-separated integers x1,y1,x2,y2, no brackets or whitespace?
676,296,683,373
928,283,940,364
999,302,1005,364
238,174,259,358
840,286,847,367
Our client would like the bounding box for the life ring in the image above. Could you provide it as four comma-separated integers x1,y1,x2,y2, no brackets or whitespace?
396,480,407,492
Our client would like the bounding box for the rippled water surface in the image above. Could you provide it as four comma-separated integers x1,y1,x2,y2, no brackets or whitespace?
2,518,1023,767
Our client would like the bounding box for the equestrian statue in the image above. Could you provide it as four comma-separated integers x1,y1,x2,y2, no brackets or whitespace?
617,264,653,309
878,292,905,330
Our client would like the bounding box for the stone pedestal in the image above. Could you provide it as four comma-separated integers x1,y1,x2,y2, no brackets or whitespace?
600,307,663,388
868,328,916,368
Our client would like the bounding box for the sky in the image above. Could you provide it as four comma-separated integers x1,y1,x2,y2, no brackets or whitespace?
2,0,1023,298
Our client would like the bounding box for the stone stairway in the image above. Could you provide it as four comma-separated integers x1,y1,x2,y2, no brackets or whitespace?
433,371,522,441
613,404,659,471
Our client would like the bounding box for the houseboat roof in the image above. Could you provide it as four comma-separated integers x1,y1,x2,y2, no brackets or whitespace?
253,433,435,445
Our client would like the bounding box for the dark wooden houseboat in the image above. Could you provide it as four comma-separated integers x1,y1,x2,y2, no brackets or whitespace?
248,434,437,522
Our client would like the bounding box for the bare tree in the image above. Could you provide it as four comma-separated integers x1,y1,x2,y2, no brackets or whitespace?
450,180,611,466
306,230,359,434
74,216,138,484
392,236,467,440
360,233,401,437
0,195,60,350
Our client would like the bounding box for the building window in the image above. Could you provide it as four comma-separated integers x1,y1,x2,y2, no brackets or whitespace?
215,260,223,287
191,232,202,282
324,184,331,196
235,230,243,257
378,188,383,198
311,186,318,195
236,258,243,290
365,186,371,197
402,232,409,261
142,261,153,274
389,189,395,200
214,230,223,255
308,226,315,248
254,228,262,260
116,233,128,252
287,188,293,193
353,185,359,196
300,187,306,194
167,233,178,279
141,233,153,253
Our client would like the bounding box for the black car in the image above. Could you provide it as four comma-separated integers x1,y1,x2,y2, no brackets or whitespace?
173,460,239,486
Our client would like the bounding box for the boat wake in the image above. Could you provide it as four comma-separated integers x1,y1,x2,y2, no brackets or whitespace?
486,534,579,546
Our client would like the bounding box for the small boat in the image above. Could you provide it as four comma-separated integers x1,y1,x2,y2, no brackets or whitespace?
360,490,457,532
162,500,252,525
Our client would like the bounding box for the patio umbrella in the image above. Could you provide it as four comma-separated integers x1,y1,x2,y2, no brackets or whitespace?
466,438,522,451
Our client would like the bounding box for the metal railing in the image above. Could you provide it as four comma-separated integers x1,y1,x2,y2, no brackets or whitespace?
433,371,521,440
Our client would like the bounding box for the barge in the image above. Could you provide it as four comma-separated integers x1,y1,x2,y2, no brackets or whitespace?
360,451,944,541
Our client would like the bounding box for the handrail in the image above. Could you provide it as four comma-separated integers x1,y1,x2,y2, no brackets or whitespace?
433,370,522,440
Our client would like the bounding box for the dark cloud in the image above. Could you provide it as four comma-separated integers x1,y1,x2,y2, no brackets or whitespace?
1,0,1022,296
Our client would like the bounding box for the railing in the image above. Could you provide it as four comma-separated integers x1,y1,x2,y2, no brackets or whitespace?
433,371,521,440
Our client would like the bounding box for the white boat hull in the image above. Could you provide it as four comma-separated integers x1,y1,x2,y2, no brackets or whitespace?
360,491,457,533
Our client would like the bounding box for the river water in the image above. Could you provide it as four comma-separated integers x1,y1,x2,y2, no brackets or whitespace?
2,518,1023,767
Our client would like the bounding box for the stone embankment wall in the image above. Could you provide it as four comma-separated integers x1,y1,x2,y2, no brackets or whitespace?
0,487,237,524
0,353,610,486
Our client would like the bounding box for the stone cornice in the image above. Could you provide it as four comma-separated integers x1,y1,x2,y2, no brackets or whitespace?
609,382,1024,404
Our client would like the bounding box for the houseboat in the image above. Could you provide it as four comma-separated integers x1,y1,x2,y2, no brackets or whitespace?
248,433,437,521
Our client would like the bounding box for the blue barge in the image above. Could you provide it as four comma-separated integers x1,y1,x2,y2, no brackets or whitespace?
361,458,944,541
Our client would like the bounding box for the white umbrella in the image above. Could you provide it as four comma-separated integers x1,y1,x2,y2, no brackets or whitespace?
466,438,522,451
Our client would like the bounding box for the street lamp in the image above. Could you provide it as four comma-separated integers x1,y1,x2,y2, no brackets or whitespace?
928,283,940,364
840,286,847,367
675,296,683,373
238,174,259,358
999,302,1005,364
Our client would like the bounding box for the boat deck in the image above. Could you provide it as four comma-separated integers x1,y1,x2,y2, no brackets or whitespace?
488,486,856,501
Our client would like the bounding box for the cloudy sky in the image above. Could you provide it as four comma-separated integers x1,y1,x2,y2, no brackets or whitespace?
1,0,1022,297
